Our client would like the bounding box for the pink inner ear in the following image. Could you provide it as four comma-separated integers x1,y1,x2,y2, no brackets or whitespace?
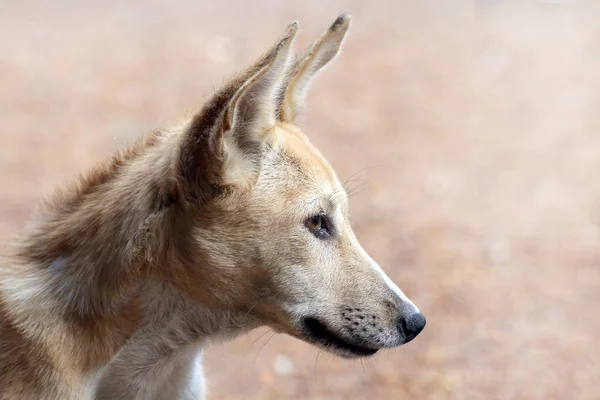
279,16,350,124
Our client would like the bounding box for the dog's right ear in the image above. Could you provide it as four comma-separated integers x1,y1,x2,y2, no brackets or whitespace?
177,23,298,203
279,13,351,123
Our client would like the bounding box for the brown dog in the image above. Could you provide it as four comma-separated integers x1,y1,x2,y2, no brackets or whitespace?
0,14,425,400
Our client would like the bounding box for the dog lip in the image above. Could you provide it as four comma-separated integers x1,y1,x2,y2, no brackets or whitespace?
301,317,379,357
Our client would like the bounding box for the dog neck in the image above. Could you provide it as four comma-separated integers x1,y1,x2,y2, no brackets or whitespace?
0,130,257,379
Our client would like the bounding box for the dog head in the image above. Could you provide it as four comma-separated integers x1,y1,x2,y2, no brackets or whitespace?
173,14,425,358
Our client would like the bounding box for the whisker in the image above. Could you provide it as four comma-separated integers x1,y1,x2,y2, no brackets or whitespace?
346,181,370,197
242,297,264,319
313,349,325,376
253,331,277,369
342,165,390,188
347,186,371,200
246,328,272,354
329,164,390,205
325,351,336,368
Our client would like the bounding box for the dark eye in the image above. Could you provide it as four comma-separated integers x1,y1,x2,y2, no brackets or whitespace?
305,214,331,239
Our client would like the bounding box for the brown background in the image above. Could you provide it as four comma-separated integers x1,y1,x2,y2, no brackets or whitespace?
1,1,599,399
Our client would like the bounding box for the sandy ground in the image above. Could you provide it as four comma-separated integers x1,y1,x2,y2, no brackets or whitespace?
1,1,599,399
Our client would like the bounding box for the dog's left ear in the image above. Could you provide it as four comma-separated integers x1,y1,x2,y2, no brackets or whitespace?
279,13,351,123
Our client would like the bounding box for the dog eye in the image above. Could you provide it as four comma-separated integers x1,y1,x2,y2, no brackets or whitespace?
308,215,322,230
305,214,331,239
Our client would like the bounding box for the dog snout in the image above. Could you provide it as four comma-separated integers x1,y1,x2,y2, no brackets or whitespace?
397,312,426,343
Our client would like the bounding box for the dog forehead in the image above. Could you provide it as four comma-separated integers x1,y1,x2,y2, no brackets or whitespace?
269,124,339,191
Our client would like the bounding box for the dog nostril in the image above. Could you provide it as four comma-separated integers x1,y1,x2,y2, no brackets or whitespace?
398,313,426,343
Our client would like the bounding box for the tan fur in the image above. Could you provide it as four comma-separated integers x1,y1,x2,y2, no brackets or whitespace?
0,14,424,400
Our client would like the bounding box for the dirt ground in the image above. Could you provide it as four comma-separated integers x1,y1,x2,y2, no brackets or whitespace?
1,1,599,399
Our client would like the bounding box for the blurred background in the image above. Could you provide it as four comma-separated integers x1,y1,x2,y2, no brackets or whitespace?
1,0,599,399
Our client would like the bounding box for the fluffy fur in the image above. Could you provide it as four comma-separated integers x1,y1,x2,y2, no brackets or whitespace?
0,14,424,400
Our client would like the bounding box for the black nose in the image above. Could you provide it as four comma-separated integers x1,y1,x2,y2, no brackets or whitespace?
398,313,426,343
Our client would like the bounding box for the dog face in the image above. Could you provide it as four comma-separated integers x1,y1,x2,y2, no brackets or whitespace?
177,14,425,358
244,124,425,358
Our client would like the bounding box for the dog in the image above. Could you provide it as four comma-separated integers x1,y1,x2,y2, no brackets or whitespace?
0,13,426,399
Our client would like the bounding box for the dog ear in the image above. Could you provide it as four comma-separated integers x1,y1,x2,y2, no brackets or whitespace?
279,13,351,123
178,22,298,202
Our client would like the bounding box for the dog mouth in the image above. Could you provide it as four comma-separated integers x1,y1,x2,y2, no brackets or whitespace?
301,317,379,357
